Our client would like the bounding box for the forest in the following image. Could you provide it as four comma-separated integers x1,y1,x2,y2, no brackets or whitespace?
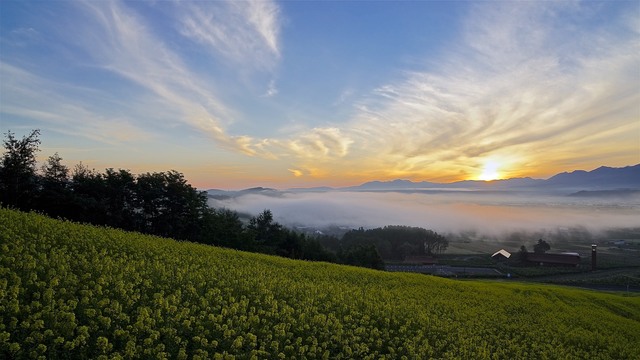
340,226,448,261
0,130,448,270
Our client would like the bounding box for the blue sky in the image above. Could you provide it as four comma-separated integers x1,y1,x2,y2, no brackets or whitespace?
1,0,638,189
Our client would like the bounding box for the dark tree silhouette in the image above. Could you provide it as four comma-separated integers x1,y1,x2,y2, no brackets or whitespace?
338,244,385,270
341,225,448,260
533,239,551,254
200,208,249,249
424,229,449,255
248,209,282,251
37,152,71,218
0,129,41,209
102,168,138,229
136,170,209,240
519,245,528,262
69,162,108,225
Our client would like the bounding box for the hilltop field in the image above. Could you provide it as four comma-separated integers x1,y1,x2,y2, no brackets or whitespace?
1,208,639,359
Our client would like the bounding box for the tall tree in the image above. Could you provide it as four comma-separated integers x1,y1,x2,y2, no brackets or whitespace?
424,229,449,255
533,239,551,254
161,170,209,240
136,171,166,234
248,209,282,252
519,245,529,263
41,152,69,184
37,152,71,218
199,208,249,249
0,130,41,210
103,168,137,229
69,162,108,224
136,170,208,240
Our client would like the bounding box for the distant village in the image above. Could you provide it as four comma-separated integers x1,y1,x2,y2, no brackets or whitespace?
386,239,602,277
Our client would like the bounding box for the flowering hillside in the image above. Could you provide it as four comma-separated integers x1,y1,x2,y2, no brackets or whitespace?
1,208,639,359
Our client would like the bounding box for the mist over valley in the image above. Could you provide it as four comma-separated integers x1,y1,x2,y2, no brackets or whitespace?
210,190,639,236
209,165,640,248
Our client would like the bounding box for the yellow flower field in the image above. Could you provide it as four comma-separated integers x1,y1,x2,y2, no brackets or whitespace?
1,208,639,359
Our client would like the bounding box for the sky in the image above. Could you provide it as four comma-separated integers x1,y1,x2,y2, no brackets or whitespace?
1,0,639,190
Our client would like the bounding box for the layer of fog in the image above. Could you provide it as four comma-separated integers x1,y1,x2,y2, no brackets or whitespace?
209,191,640,237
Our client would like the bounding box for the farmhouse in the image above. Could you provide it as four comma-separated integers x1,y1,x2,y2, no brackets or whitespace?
491,249,511,260
526,252,581,267
403,255,438,265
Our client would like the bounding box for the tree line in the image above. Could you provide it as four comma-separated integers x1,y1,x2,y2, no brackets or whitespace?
0,130,391,268
339,225,449,261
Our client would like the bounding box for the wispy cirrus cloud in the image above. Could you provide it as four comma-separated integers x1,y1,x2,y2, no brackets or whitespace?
238,1,638,184
72,0,283,154
177,0,281,71
2,0,288,157
286,127,353,159
0,62,151,145
4,27,40,47
317,1,640,181
2,0,284,156
238,126,354,164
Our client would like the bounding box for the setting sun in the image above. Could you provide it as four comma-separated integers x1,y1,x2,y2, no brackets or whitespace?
478,160,501,181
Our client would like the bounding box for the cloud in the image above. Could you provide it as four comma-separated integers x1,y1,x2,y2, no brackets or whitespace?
333,88,355,106
72,0,280,154
2,0,636,183
288,169,304,177
287,127,353,159
218,1,637,181
335,1,640,179
263,79,279,97
0,62,151,145
2,0,286,156
5,27,40,47
177,0,281,70
236,127,354,164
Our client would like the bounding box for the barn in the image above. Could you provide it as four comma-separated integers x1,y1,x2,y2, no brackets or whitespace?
525,252,581,267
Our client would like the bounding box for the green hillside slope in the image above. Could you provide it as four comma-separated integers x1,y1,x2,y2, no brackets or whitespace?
1,208,639,359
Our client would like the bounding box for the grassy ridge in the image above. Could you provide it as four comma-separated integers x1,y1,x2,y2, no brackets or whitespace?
1,209,639,359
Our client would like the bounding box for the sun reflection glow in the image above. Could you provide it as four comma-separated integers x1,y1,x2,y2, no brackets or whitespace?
478,160,501,181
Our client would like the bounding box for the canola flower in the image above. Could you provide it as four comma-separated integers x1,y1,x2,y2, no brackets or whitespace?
1,208,639,359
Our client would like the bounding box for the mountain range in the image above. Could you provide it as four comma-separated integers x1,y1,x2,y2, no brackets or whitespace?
207,164,640,198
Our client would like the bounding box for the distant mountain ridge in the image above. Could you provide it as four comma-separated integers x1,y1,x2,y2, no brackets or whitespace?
545,165,640,189
207,164,640,197
343,177,546,191
207,187,280,200
345,164,639,192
